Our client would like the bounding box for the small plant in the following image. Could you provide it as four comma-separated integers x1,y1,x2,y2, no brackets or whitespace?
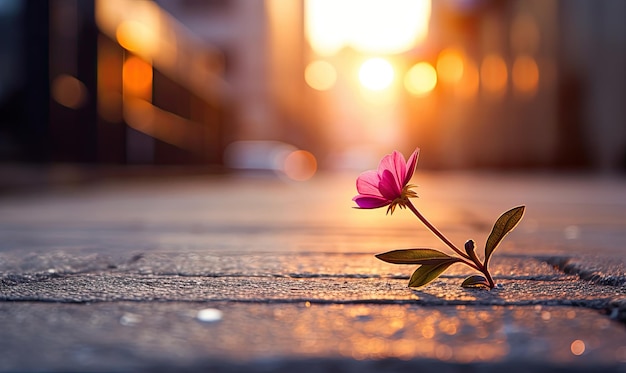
353,148,524,289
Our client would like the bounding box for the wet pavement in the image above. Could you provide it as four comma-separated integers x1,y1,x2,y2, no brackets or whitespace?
1,302,625,372
0,171,625,372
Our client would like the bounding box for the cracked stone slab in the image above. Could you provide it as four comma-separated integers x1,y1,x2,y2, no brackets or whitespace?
2,273,623,308
0,251,576,280
0,302,625,372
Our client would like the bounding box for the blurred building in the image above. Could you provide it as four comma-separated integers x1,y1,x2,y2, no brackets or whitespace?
0,0,624,172
0,0,231,165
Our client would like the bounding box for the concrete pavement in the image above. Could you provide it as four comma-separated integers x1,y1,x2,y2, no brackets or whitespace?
0,171,625,371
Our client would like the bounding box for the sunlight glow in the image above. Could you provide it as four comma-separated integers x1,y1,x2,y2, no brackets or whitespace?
404,62,437,96
305,60,337,91
305,0,431,55
359,58,394,91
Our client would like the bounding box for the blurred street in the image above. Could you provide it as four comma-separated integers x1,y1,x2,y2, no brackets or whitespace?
0,170,625,371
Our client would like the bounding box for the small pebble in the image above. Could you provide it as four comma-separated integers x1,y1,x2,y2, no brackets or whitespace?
120,313,142,326
196,308,223,323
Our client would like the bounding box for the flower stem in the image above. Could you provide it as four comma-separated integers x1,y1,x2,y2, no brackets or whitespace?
405,200,496,287
483,268,495,289
406,200,471,261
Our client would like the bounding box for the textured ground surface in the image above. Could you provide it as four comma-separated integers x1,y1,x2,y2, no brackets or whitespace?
0,171,625,372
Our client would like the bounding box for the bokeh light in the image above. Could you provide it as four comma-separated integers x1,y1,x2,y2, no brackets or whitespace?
116,20,156,54
481,54,508,95
304,60,337,91
111,0,161,57
51,74,88,109
436,48,464,84
570,339,585,356
123,56,153,99
512,55,539,96
404,62,437,96
283,150,318,181
359,58,394,91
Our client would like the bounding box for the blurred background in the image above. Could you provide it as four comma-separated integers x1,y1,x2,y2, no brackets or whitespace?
0,0,624,184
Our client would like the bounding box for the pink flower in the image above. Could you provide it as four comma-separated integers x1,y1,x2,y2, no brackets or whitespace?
353,148,419,214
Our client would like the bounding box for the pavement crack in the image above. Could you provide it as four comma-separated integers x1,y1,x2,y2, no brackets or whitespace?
0,273,64,285
541,256,626,324
543,256,626,287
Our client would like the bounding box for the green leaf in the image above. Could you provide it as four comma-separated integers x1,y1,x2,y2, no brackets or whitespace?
376,249,453,265
461,275,490,289
484,205,525,266
408,259,460,288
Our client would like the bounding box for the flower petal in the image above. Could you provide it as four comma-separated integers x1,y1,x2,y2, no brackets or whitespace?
353,195,390,209
403,148,419,185
356,170,382,197
378,151,405,191
379,169,401,200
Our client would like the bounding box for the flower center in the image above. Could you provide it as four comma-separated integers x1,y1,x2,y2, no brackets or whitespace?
387,184,418,215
